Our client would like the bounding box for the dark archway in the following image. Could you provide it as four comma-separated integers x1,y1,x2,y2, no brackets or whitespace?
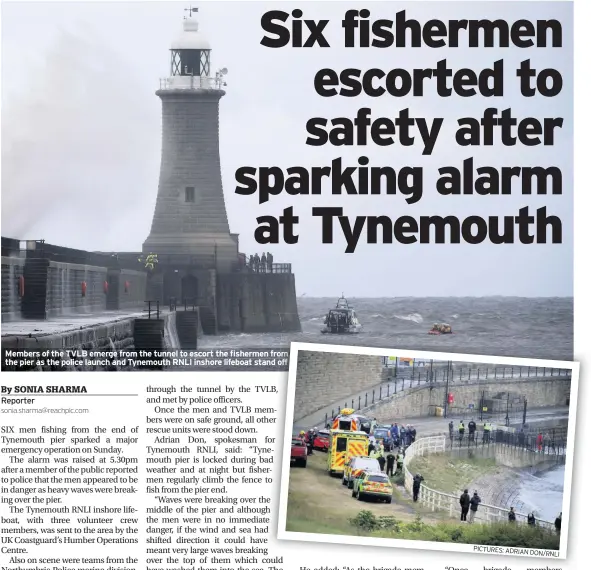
163,270,181,303
181,274,198,303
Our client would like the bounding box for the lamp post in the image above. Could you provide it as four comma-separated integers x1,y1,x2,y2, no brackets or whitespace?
443,360,452,418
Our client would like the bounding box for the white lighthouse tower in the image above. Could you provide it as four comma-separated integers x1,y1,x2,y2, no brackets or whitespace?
143,8,237,271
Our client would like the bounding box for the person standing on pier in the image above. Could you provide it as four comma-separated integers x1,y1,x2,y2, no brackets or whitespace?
555,512,562,533
468,491,481,522
261,253,267,272
267,252,273,272
458,421,465,441
448,420,454,440
459,489,470,521
468,419,477,442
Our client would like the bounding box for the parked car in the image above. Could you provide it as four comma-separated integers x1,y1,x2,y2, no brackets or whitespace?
352,470,393,503
373,427,394,451
290,438,307,467
356,416,372,434
313,429,330,451
343,456,380,488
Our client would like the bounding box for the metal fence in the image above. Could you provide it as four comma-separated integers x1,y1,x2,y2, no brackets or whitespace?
448,428,567,456
403,436,556,529
321,361,571,428
385,362,572,383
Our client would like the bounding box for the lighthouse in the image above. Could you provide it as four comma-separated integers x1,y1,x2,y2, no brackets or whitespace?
137,8,301,336
143,9,237,270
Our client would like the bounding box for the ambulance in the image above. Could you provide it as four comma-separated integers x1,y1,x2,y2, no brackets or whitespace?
327,429,369,476
331,408,371,434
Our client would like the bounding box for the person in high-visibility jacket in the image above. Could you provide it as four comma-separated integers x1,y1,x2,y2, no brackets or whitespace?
395,451,404,475
376,443,386,472
483,422,491,443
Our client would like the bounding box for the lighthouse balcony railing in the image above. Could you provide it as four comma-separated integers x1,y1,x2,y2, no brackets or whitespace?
158,76,220,91
241,262,292,274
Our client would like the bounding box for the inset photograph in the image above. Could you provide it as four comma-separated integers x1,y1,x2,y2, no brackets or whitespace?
278,343,578,558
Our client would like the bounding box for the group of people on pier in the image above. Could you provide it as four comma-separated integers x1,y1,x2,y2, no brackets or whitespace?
248,252,274,273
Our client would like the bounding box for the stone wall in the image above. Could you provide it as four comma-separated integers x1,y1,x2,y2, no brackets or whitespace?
294,351,385,421
217,272,301,333
365,377,571,421
1,256,24,322
116,269,148,311
44,263,146,317
46,262,108,315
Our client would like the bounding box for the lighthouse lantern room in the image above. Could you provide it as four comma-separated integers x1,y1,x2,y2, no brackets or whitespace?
170,10,211,77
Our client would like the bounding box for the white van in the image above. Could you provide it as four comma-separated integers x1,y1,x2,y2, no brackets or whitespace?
343,456,381,488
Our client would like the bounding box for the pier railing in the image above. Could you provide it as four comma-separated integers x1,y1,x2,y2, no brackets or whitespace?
385,363,572,383
403,436,556,530
448,428,567,456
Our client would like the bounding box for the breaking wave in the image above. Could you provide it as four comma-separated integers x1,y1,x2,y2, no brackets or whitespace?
393,313,424,324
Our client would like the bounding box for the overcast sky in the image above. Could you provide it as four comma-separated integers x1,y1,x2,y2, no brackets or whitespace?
1,1,572,297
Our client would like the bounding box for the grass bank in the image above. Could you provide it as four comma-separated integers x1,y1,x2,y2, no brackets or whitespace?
348,511,560,549
408,453,500,494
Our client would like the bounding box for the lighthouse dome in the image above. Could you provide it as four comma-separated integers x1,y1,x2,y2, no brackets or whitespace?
171,17,211,50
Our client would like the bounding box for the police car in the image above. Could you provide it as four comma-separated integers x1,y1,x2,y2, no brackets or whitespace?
352,470,393,503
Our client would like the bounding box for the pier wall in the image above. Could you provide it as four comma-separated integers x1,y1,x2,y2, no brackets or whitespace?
217,272,301,333
1,256,24,322
0,239,147,321
364,377,571,421
1,312,179,371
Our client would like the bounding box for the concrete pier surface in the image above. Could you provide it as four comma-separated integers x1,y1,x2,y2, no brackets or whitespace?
1,309,160,339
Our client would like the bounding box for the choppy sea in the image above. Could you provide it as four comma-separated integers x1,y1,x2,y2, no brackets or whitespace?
201,297,573,361
517,465,565,521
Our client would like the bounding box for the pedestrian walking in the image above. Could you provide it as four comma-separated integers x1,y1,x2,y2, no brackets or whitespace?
468,491,481,523
459,489,470,521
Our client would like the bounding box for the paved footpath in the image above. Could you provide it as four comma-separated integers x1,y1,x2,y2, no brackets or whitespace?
294,405,569,435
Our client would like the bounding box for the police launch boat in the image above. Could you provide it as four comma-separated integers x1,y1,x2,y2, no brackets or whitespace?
321,295,362,334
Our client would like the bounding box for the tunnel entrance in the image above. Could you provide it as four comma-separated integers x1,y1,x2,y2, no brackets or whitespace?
181,274,198,303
